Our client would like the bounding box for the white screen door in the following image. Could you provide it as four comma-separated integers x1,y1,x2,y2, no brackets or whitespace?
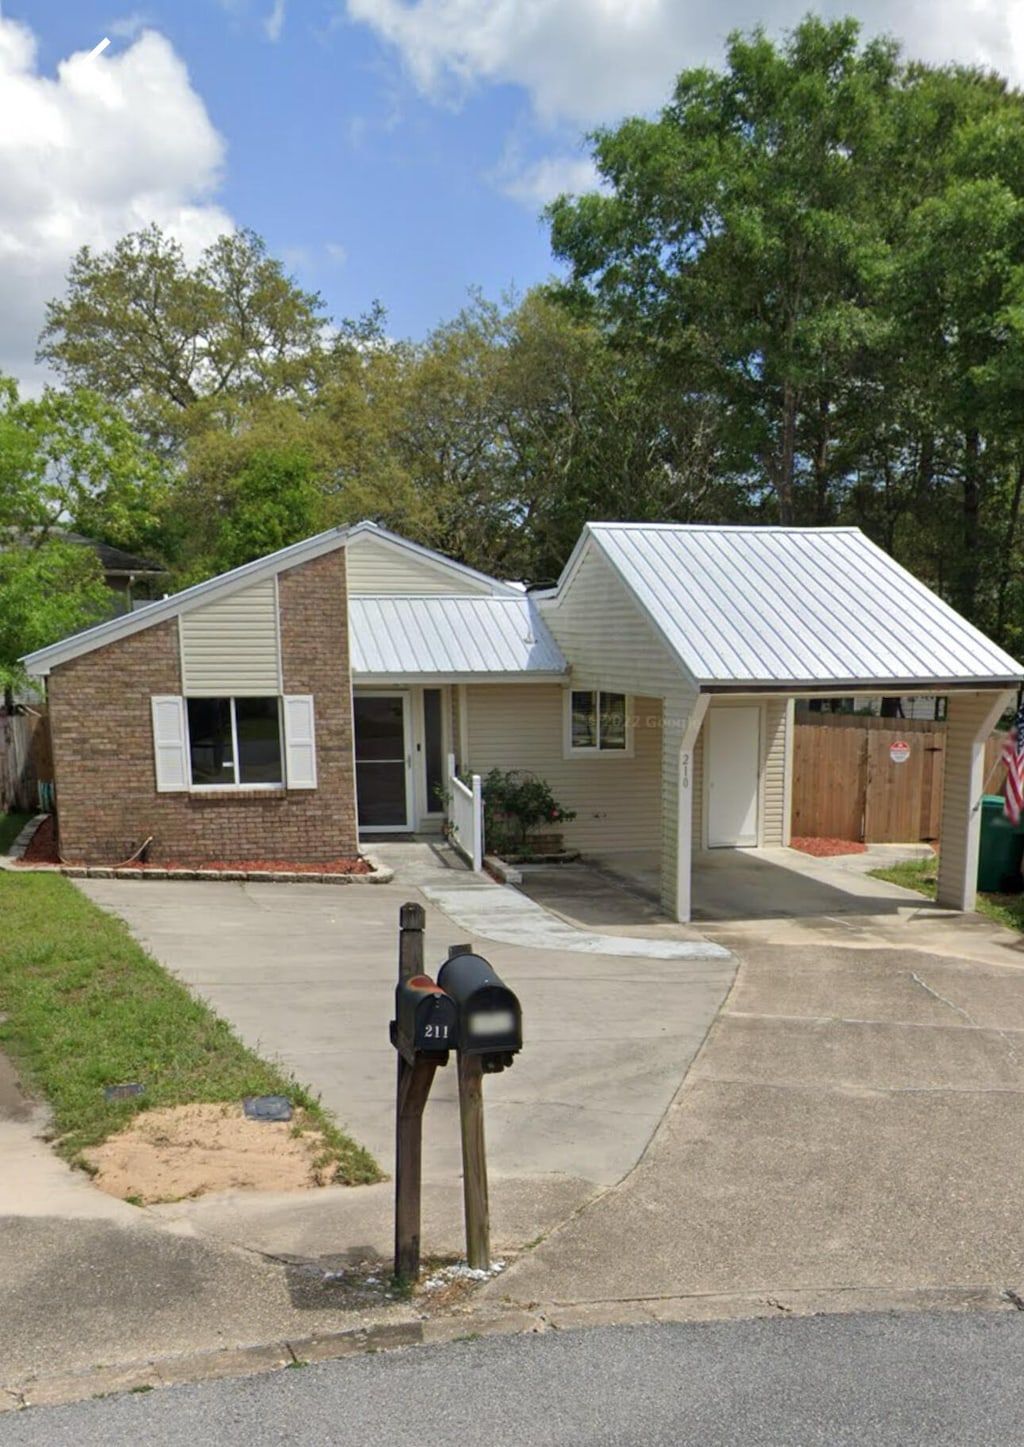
706,707,760,847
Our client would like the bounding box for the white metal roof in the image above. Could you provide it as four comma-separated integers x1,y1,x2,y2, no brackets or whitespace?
349,595,567,679
571,524,1024,688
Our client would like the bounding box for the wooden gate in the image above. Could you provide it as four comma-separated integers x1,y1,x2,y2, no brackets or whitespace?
791,716,1003,844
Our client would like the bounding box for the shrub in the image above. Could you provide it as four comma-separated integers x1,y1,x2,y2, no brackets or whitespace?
482,769,575,854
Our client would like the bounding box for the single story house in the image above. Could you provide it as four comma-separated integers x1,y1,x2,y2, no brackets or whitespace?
23,521,1023,920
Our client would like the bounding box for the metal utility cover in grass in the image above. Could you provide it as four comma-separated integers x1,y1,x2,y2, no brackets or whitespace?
243,1095,292,1121
103,1082,145,1101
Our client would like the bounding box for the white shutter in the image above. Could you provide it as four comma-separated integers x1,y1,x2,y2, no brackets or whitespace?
283,695,317,789
151,696,189,792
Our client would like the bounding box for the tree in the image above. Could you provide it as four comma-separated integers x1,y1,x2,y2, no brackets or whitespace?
548,17,904,526
546,17,1024,646
0,541,109,698
37,226,328,451
0,376,167,695
0,377,167,552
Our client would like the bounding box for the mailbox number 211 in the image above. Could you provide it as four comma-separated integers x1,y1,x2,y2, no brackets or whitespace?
424,1023,450,1039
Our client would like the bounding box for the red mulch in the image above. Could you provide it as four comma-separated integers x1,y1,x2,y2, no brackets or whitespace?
12,815,370,873
17,814,56,863
790,836,868,857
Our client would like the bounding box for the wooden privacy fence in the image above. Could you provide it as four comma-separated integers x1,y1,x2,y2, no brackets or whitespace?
0,708,52,814
791,715,1006,845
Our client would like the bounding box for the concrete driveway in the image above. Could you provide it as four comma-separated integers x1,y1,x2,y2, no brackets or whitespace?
76,876,735,1193
484,851,1024,1317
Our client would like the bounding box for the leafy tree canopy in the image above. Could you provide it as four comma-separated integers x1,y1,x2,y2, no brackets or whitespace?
37,226,329,450
0,375,167,694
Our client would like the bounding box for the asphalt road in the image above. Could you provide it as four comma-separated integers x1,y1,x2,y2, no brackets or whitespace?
3,1311,1024,1446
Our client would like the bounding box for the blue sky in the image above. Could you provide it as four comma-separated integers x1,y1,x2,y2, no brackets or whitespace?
3,0,1023,388
26,1,563,337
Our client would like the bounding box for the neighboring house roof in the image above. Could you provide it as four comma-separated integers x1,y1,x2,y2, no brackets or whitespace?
556,523,1024,689
59,532,167,578
349,596,567,679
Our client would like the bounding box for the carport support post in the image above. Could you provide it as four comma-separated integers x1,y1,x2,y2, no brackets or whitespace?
673,697,709,923
936,690,1014,912
394,902,437,1285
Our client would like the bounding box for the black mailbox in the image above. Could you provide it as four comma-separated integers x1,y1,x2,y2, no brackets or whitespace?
391,974,459,1066
437,953,522,1073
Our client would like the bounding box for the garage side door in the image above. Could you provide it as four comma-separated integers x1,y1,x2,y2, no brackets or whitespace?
707,706,760,847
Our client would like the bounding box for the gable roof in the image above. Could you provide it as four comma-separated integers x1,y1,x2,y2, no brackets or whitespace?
558,523,1023,689
345,521,521,596
349,595,567,679
22,526,353,677
21,520,520,679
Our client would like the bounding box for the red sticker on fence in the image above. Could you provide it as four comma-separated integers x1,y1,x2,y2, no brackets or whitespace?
889,741,911,764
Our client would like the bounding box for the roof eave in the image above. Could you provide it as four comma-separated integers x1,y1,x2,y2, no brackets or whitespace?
353,670,569,685
701,677,1024,695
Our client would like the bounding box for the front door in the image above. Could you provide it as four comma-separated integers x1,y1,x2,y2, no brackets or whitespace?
354,693,411,830
706,706,760,847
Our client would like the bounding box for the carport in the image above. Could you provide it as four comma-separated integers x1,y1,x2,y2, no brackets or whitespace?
536,525,1024,922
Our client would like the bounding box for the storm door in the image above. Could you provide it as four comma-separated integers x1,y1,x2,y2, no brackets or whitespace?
354,693,412,830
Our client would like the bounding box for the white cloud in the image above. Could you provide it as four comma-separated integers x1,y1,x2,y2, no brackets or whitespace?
0,18,233,390
325,241,348,264
346,0,1024,128
495,150,601,207
264,0,287,43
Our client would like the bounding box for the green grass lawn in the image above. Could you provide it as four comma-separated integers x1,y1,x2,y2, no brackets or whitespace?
0,811,32,854
869,857,1024,933
0,872,382,1181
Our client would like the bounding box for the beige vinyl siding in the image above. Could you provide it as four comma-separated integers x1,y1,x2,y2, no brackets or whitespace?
466,685,663,852
937,690,1012,910
539,545,698,912
761,698,790,846
346,536,495,595
180,579,281,695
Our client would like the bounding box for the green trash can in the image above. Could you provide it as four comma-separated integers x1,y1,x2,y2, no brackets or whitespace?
977,795,1024,893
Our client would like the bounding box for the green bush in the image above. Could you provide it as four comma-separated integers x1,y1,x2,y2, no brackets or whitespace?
482,769,575,854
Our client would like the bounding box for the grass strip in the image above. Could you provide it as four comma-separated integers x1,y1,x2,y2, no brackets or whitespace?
869,857,1024,933
0,872,382,1182
0,811,32,854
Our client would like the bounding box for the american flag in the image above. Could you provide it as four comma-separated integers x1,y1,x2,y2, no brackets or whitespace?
1001,698,1024,825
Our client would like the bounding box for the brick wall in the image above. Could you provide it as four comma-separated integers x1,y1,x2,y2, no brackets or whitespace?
47,547,358,864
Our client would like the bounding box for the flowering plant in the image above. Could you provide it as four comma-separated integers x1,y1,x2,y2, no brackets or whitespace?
481,769,576,853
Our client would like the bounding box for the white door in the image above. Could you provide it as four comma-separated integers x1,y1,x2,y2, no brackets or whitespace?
706,707,760,847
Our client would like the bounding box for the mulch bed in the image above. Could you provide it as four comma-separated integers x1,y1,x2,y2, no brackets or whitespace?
790,836,868,857
11,815,370,873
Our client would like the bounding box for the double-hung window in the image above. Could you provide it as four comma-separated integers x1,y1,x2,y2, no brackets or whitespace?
567,690,631,755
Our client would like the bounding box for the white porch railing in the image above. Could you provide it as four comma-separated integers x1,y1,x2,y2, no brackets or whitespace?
447,752,483,872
